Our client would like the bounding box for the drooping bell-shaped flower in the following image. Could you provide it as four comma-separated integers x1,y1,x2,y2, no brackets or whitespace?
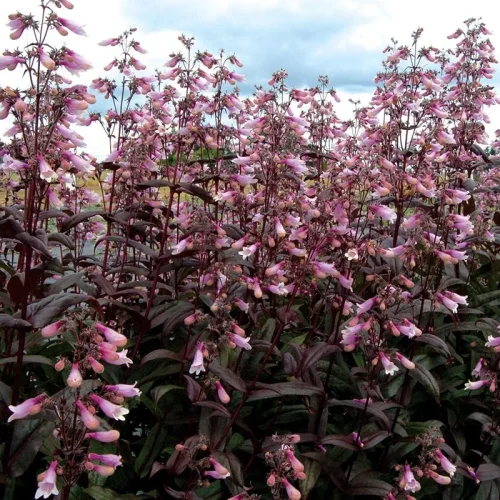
90,395,129,421
35,461,59,499
8,394,46,422
189,342,205,375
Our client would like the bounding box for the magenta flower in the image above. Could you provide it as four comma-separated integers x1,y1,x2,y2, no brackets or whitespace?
465,379,488,391
286,449,305,474
205,457,230,479
379,352,399,376
57,17,87,36
0,55,25,71
215,381,230,404
189,342,205,375
67,363,83,388
41,320,64,338
435,450,456,476
38,155,58,182
395,352,415,370
485,335,500,349
429,471,452,485
399,464,421,492
8,394,46,422
229,333,252,350
75,400,100,430
282,478,302,500
94,323,128,347
371,205,397,223
35,461,59,499
88,453,122,469
105,382,141,398
89,395,129,421
85,430,120,442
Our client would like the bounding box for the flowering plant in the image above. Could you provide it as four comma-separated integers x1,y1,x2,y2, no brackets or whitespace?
1,2,500,499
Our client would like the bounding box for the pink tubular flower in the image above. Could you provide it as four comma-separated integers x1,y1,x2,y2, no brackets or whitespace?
8,394,46,422
379,352,399,376
286,449,305,473
395,352,415,370
75,400,100,430
88,453,122,469
465,379,488,391
88,356,105,374
90,395,129,421
228,333,252,350
0,55,25,71
189,342,205,375
85,430,120,442
38,155,58,182
41,320,64,338
371,205,397,223
282,478,302,500
104,382,141,398
94,323,127,347
215,381,230,404
205,457,230,479
67,363,83,388
103,349,132,367
429,470,452,485
485,335,500,349
357,297,377,315
38,47,56,71
435,449,456,476
57,17,87,36
35,461,59,499
90,464,115,476
399,464,421,492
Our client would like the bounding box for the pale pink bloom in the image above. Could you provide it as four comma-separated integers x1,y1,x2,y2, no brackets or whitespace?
98,38,119,46
87,356,104,373
345,248,359,261
215,381,230,404
397,319,421,338
371,205,397,223
171,238,191,255
35,461,58,499
0,55,25,70
90,394,129,421
437,130,456,145
231,173,257,186
379,352,399,376
57,17,87,36
234,298,249,313
189,342,205,375
67,363,83,388
91,464,115,476
231,156,251,166
357,297,377,315
399,464,421,492
41,320,64,338
75,400,100,430
465,379,488,390
435,450,456,476
275,217,287,238
105,382,141,398
395,352,415,370
436,292,460,314
104,349,132,367
282,478,301,500
312,261,335,279
85,430,120,442
268,282,292,296
38,47,56,70
286,449,305,473
486,335,500,348
38,155,58,182
429,471,452,485
8,394,46,422
94,323,127,347
472,358,484,378
60,0,74,8
282,157,309,175
205,457,230,479
165,56,180,67
338,273,353,291
239,244,259,260
289,226,308,241
229,333,252,350
88,453,122,469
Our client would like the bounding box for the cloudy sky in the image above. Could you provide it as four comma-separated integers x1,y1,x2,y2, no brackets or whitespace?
0,0,499,156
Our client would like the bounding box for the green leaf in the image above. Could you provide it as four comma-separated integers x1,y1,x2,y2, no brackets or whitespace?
135,423,168,479
0,355,53,366
26,292,89,328
60,210,106,233
208,363,247,392
345,478,393,496
151,385,184,405
409,362,440,402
